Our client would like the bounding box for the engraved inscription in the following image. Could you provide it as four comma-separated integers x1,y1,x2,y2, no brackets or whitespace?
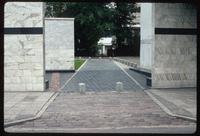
153,73,195,81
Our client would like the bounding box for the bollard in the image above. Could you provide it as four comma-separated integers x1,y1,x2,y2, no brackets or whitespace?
89,57,91,59
116,82,123,92
79,83,86,94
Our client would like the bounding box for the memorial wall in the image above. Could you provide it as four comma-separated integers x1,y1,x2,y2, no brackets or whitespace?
140,3,197,88
4,2,45,91
152,3,197,88
45,18,75,71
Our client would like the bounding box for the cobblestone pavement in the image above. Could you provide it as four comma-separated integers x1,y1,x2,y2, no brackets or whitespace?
61,59,142,92
5,91,195,132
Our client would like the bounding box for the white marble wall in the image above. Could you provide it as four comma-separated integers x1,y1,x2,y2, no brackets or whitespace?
140,3,154,70
45,18,75,71
152,3,197,88
4,2,44,91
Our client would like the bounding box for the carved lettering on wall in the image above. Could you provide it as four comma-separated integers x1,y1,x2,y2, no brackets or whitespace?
153,73,195,81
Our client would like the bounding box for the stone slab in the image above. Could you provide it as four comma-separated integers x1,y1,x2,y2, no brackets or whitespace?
152,3,197,88
140,3,197,88
4,2,44,91
45,18,75,71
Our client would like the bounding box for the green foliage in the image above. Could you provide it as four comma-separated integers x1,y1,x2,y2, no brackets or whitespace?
45,2,139,56
75,58,85,70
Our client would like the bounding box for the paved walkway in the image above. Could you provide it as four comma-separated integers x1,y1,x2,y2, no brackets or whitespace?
147,88,196,120
5,59,196,133
4,92,55,125
61,59,143,92
5,91,195,133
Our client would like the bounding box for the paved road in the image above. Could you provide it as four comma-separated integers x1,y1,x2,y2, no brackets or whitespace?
61,59,143,92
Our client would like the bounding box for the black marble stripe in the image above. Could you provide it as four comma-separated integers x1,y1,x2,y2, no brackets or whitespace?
155,28,197,35
4,27,43,34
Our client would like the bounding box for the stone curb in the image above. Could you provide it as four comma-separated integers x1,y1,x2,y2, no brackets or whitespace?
4,92,59,128
144,90,196,122
5,125,196,133
113,57,138,68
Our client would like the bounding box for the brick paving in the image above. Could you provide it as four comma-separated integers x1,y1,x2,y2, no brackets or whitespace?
5,91,195,132
45,72,74,91
49,72,60,91
5,59,196,132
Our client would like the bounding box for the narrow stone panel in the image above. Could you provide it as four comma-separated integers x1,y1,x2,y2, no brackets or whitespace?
4,2,44,91
140,3,154,70
45,18,75,71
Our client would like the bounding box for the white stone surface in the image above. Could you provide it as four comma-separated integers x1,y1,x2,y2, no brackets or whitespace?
4,2,43,27
45,18,75,71
151,3,197,88
155,3,197,28
4,2,44,91
140,3,154,70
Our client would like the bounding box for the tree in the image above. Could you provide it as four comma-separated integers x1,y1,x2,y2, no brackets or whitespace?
45,2,139,56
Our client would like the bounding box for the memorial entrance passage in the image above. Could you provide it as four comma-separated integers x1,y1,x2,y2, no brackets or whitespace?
4,2,196,133
61,58,146,92
4,2,197,92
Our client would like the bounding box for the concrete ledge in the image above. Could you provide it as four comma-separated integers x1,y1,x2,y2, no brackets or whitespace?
5,125,196,133
129,67,151,77
113,57,138,68
146,77,152,86
45,70,75,73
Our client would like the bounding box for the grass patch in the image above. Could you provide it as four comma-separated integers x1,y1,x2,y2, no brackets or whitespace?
75,59,85,70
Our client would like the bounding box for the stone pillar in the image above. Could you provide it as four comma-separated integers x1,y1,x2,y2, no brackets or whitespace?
140,3,197,88
140,3,154,70
45,18,75,71
4,2,45,91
